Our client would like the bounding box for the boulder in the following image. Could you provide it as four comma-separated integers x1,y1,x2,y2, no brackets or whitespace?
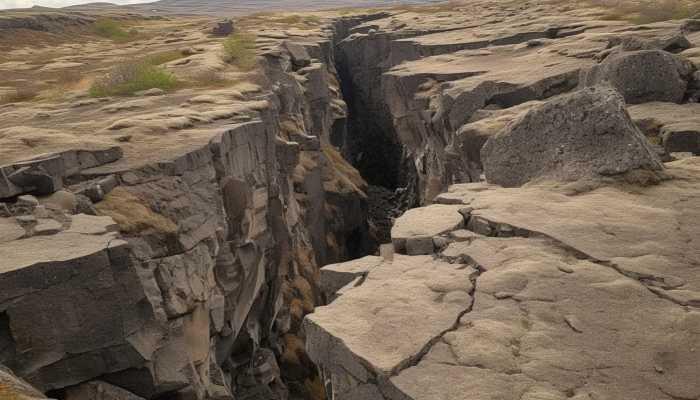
580,50,694,104
284,41,312,69
481,86,663,187
212,19,234,36
662,122,700,155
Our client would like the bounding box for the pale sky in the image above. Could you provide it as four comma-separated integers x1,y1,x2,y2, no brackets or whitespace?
0,0,152,9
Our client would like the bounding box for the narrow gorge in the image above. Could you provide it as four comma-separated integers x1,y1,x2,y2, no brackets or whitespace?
1,1,700,400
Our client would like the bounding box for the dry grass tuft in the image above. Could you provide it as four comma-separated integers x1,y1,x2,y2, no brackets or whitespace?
222,32,258,70
96,187,178,234
321,144,367,196
186,69,240,88
89,60,178,97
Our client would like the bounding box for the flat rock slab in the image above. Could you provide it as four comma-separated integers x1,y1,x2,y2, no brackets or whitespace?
319,255,383,299
305,255,476,390
395,235,700,400
0,218,25,243
0,228,119,274
391,204,464,254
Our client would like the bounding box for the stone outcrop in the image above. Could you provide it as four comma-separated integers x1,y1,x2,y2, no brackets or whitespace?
481,86,663,187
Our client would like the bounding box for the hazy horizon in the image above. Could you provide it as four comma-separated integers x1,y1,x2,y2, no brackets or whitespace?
0,0,153,10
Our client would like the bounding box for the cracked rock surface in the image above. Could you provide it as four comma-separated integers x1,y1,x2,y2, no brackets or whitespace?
308,157,700,400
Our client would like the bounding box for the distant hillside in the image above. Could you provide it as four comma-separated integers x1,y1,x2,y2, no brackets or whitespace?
77,0,437,16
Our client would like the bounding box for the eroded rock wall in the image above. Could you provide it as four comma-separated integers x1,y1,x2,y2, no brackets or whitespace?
0,14,380,400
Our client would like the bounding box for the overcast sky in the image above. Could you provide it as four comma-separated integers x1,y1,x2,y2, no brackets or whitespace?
0,0,152,9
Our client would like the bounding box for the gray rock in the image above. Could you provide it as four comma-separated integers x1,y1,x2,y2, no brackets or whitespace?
481,86,663,187
212,19,234,36
662,122,700,155
16,195,39,209
681,19,700,33
75,194,97,215
135,88,165,97
285,41,311,69
580,50,694,104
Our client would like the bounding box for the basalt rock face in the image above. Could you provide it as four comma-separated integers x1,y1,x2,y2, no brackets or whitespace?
0,14,378,400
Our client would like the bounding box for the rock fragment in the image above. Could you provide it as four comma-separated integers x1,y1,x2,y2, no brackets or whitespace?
212,19,234,36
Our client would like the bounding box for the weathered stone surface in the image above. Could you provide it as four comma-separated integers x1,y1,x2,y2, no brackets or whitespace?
580,50,694,104
481,86,663,187
319,255,382,301
305,255,476,392
307,157,700,400
0,217,163,392
391,204,464,254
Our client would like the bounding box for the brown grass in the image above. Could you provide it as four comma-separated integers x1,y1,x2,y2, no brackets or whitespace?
95,187,178,234
321,144,367,196
185,69,240,88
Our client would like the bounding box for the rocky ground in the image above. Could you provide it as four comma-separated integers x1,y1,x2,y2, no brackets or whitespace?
305,1,700,399
1,0,700,400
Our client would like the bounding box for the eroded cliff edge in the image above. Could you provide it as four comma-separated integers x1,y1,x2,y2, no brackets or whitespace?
0,13,384,400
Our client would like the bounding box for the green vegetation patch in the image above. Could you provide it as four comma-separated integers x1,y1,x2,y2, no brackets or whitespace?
222,33,258,71
89,60,178,97
93,18,139,41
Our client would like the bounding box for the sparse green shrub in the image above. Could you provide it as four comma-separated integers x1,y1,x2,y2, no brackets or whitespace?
89,61,178,97
222,33,257,70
